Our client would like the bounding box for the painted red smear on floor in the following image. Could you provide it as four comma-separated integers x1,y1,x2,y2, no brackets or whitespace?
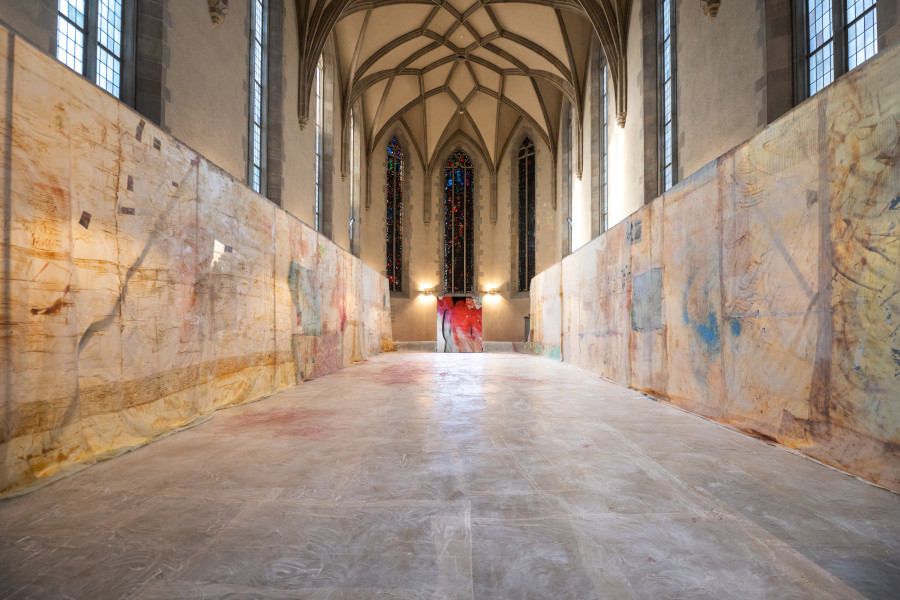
365,363,433,386
224,408,337,438
494,375,546,385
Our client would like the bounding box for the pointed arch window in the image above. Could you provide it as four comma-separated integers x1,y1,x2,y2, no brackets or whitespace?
600,64,608,233
386,137,403,292
314,54,324,231
517,138,536,292
444,149,475,294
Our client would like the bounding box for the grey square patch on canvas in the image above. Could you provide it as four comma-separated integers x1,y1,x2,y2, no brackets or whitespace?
632,267,664,332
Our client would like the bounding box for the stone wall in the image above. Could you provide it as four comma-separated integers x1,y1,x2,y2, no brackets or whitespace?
530,42,900,492
0,27,392,496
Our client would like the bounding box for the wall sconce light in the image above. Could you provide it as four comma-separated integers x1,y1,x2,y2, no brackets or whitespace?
421,288,435,295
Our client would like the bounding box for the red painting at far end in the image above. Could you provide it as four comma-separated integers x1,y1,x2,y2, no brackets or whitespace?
437,296,482,352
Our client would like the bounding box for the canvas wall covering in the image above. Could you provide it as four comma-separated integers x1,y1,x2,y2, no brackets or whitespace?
530,43,900,492
0,28,392,496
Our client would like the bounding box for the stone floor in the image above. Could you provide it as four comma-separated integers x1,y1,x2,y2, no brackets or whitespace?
1,352,899,599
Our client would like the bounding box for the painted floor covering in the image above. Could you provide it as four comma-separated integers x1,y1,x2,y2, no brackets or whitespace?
0,352,898,599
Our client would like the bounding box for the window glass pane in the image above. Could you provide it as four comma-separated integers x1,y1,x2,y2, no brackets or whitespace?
95,47,121,96
517,138,535,292
847,2,878,69
807,0,833,53
600,64,608,232
315,57,323,230
386,138,403,292
660,0,675,191
809,42,834,95
444,150,474,294
56,15,84,73
248,1,266,193
59,0,85,28
97,0,122,58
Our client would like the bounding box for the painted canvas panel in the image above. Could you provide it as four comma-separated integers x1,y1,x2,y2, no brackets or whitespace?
821,57,900,485
0,28,392,497
528,41,900,491
562,222,631,384
719,109,822,436
629,202,668,393
437,296,482,352
662,163,726,418
529,263,562,360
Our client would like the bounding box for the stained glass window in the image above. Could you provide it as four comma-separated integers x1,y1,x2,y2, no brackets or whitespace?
386,137,403,292
517,138,536,292
444,150,475,294
57,0,125,98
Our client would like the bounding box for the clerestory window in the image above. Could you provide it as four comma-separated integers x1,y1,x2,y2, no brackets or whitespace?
315,55,324,231
248,0,267,194
56,0,133,100
802,0,878,98
659,0,677,192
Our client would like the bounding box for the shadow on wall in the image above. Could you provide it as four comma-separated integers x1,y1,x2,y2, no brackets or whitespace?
529,42,900,492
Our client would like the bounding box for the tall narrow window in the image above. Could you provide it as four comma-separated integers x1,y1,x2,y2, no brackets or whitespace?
315,55,324,231
386,137,403,292
443,149,475,294
846,0,878,69
349,110,358,256
57,0,129,98
801,1,878,98
660,0,677,191
564,105,573,256
517,138,536,292
600,64,608,233
249,0,266,193
807,0,835,94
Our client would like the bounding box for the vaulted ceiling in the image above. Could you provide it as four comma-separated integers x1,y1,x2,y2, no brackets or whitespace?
293,0,632,176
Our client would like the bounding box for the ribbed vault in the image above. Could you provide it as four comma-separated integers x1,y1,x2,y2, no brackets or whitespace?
293,0,631,193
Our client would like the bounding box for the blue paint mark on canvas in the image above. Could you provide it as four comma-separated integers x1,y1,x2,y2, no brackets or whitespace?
889,195,900,210
682,273,695,325
731,319,742,337
696,312,721,353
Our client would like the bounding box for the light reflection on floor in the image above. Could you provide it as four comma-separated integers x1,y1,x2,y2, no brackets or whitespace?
1,352,898,599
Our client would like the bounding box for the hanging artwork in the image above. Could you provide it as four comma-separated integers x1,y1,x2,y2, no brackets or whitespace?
443,149,474,293
437,296,483,353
